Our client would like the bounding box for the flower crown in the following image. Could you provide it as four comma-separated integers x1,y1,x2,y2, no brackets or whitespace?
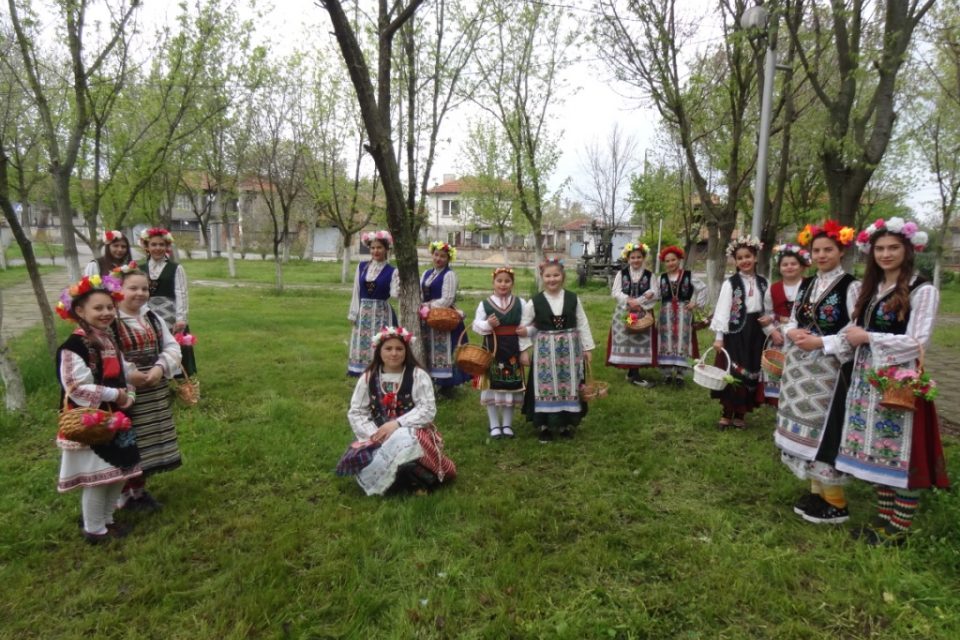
140,228,174,245
362,230,393,248
620,242,650,260
725,235,763,257
110,261,140,276
103,230,125,244
428,241,457,261
56,275,124,321
772,244,812,267
797,220,854,247
371,326,415,349
856,217,928,254
538,258,564,273
492,267,515,278
658,245,685,262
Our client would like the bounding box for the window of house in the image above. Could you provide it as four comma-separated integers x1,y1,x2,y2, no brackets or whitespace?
481,232,491,246
176,194,194,211
442,199,460,217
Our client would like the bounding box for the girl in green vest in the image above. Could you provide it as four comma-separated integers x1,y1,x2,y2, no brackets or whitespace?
519,259,595,443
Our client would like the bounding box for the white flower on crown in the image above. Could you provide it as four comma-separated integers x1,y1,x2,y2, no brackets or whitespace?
913,231,929,248
370,326,415,349
885,217,905,234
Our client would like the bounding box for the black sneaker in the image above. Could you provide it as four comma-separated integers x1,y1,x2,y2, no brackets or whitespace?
559,427,574,439
802,500,850,524
538,427,553,443
792,492,823,516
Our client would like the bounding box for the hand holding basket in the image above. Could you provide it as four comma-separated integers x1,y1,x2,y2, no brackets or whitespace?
426,306,462,332
455,325,497,377
58,385,118,446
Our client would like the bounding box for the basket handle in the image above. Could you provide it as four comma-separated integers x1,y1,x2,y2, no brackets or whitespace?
465,321,498,354
167,354,191,383
914,338,925,375
696,346,732,374
62,384,78,412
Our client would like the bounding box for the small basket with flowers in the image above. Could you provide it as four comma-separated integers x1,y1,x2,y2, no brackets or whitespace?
692,306,713,331
865,358,938,414
623,309,654,333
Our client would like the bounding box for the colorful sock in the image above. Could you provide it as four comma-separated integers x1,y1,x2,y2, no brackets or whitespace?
486,405,500,430
810,480,824,496
821,485,847,509
888,489,921,534
875,486,896,524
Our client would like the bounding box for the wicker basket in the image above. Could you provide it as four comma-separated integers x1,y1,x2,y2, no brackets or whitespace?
455,326,496,377
692,347,731,391
624,309,654,334
171,356,201,406
426,307,462,332
761,335,787,380
58,386,117,446
579,362,609,402
878,341,923,413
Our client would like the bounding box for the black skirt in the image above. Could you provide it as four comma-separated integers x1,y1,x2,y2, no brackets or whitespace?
711,312,765,414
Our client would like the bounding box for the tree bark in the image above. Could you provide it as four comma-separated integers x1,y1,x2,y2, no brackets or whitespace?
0,289,27,411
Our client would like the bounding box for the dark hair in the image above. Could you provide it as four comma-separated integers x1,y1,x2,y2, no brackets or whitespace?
852,230,916,323
734,246,758,258
95,234,132,275
364,337,424,376
119,269,149,281
70,289,117,351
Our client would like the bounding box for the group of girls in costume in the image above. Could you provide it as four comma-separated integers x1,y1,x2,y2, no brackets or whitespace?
56,231,187,544
604,243,708,388
771,218,949,544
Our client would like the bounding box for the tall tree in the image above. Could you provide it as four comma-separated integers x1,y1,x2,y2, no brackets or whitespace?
577,123,641,233
7,0,141,281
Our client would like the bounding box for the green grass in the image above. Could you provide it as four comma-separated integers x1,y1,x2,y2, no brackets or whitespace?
3,241,64,261
0,286,958,639
0,264,58,289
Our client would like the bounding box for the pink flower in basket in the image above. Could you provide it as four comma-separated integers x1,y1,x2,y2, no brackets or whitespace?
419,305,430,319
109,412,132,431
175,333,197,347
82,411,105,427
893,369,919,382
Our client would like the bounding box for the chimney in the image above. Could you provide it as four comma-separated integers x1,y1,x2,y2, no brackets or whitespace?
443,173,456,184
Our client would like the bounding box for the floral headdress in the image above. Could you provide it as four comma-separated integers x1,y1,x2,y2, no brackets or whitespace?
371,326,415,349
139,228,174,246
658,245,685,262
110,261,140,277
856,217,928,254
797,220,854,247
56,275,124,321
620,242,650,260
538,258,564,273
492,266,515,279
103,230,125,244
361,230,393,248
772,244,812,267
725,235,763,257
428,240,457,261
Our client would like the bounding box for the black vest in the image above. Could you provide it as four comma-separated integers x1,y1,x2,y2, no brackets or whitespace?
795,273,857,336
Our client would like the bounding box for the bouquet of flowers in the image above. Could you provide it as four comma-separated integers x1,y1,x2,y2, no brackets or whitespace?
175,333,197,347
692,306,713,331
866,365,938,412
623,309,652,333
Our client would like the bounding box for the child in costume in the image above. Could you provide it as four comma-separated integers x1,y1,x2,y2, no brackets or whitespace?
836,218,948,544
605,242,658,388
420,241,470,396
55,275,141,544
472,267,528,439
760,244,811,406
519,259,595,443
140,228,197,377
348,231,399,376
110,263,183,512
709,236,774,430
655,245,707,387
339,327,457,495
775,221,860,524
85,230,132,277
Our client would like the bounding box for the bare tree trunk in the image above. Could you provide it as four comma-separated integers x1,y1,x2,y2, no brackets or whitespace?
221,201,236,279
52,172,82,280
0,289,27,411
274,256,284,294
302,216,316,262
341,239,352,284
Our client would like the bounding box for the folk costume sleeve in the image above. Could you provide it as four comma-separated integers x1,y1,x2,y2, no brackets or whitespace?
821,280,861,356
83,261,99,278
395,368,437,428
611,272,628,305
867,281,939,368
60,350,120,407
639,279,658,311
574,295,596,351
347,374,378,440
518,297,537,352
155,312,183,378
429,270,458,308
174,264,189,324
693,276,708,308
348,264,362,322
710,280,734,341
761,286,776,336
473,300,492,334
389,268,400,299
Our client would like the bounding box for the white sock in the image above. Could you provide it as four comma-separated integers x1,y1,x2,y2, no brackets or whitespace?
102,482,124,526
501,406,514,428
82,484,112,533
486,405,501,430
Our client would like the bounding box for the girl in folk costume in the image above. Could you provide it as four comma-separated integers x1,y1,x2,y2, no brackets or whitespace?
760,244,812,406
519,259,596,443
85,230,133,277
655,245,707,388
338,327,457,496
348,231,399,376
472,267,528,440
420,241,470,396
835,219,948,545
605,242,658,388
140,228,197,377
55,275,141,544
709,236,775,430
775,221,860,525
110,264,183,512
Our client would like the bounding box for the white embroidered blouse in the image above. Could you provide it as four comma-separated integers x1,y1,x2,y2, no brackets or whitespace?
147,257,189,324
347,367,436,440
518,290,596,352
58,329,136,407
472,295,528,335
348,260,400,321
420,267,459,308
115,307,183,378
710,272,775,340
783,266,861,356
610,268,658,309
646,270,708,308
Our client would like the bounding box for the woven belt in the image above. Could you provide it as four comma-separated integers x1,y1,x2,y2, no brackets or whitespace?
493,325,519,336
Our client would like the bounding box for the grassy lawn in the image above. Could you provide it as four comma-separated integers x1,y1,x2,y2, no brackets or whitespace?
3,241,64,261
0,264,58,289
0,285,958,639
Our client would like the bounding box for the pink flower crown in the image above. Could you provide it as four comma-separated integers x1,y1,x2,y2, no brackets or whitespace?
110,261,140,276
362,230,393,248
371,326,415,349
856,217,928,254
772,244,812,267
56,275,124,321
140,227,174,245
